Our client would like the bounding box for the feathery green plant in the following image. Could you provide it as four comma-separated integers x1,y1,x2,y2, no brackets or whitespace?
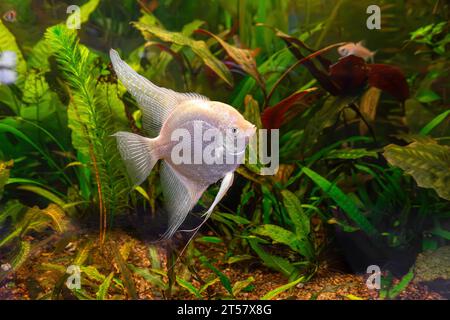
44,24,129,236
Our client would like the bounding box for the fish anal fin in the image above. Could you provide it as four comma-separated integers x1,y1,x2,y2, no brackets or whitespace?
159,161,208,240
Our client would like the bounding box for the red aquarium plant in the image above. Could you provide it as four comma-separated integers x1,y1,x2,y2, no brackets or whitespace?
329,55,410,102
259,26,410,130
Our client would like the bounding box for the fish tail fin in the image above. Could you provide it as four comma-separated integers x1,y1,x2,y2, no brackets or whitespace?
112,132,159,186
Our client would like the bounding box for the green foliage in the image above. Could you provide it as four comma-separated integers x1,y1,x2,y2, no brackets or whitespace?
384,141,450,201
410,21,450,56
133,22,233,86
0,0,449,300
0,20,26,85
261,276,304,300
251,190,314,262
302,167,379,238
248,238,297,278
96,272,115,300
0,202,68,248
0,160,12,200
44,24,129,219
380,268,414,300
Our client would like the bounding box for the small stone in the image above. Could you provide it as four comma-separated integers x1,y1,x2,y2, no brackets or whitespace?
1,263,12,271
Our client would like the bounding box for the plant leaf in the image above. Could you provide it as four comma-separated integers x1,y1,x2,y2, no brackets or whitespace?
133,22,233,86
302,167,378,237
0,160,13,200
281,190,310,236
367,64,409,102
227,254,253,265
232,276,255,296
197,253,233,294
329,55,368,94
41,204,69,233
300,96,354,152
388,268,414,299
252,224,299,251
268,26,340,95
0,241,31,282
213,212,250,225
324,148,378,160
196,28,264,89
261,276,304,300
359,87,381,135
416,89,441,103
384,141,450,200
199,277,220,293
128,264,166,290
96,272,114,300
16,185,66,208
261,88,316,129
243,95,263,129
248,239,296,277
176,277,202,298
419,109,450,135
111,242,138,299
196,236,222,244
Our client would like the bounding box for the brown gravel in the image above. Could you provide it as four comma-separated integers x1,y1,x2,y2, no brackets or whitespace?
0,231,445,300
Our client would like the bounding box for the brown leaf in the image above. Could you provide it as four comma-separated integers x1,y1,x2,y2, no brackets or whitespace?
261,88,317,129
256,24,334,71
367,64,410,102
268,26,342,96
195,29,265,91
329,55,369,94
274,164,296,185
243,95,263,129
359,87,381,135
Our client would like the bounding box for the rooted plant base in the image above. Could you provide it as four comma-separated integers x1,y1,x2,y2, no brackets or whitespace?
0,231,443,300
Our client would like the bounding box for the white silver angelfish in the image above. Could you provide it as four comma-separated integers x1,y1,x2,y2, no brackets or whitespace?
0,51,17,85
109,49,256,240
338,41,376,62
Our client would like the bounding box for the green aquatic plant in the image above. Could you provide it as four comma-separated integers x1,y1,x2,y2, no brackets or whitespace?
0,0,449,300
45,24,130,240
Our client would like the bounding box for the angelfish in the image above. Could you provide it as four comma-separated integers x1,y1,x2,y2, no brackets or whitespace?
109,49,256,240
0,51,17,85
338,41,376,62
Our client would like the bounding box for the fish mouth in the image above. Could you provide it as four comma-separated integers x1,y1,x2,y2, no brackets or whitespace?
227,147,246,156
244,125,257,138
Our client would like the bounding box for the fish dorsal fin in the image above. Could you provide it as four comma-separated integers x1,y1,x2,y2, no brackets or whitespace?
159,161,208,240
356,40,366,47
110,49,209,137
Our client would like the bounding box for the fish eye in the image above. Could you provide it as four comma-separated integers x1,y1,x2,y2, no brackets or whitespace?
231,127,238,134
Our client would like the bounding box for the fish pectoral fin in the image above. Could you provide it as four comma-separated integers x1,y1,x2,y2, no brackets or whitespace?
110,49,209,137
159,161,208,240
202,172,234,219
